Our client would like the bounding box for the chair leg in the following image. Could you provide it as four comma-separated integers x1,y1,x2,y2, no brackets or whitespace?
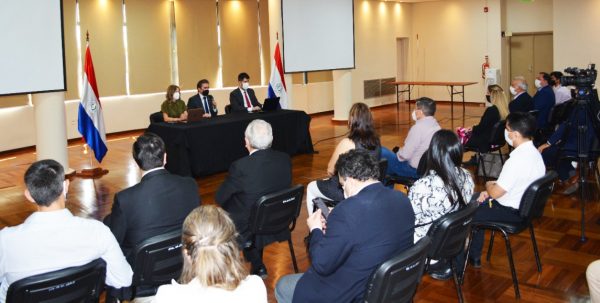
288,238,299,273
498,149,505,165
461,228,477,285
501,230,520,298
478,152,488,181
486,231,495,262
529,225,542,272
451,260,464,303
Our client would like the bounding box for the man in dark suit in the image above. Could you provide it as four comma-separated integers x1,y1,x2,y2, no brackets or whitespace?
229,72,262,113
104,133,200,259
187,79,218,117
533,72,555,129
275,149,415,303
508,76,534,113
216,119,291,278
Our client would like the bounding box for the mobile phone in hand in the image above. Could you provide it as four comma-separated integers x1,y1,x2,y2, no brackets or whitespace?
313,198,331,219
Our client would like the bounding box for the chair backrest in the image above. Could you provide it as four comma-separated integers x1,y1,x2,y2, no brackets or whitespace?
6,259,106,303
363,237,432,303
378,158,388,182
518,171,558,221
225,104,232,114
130,229,183,290
426,201,479,260
489,120,506,147
149,112,164,123
416,149,428,176
249,185,304,235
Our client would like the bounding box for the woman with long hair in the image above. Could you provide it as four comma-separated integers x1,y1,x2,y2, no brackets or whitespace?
305,102,381,214
154,206,267,302
161,84,188,122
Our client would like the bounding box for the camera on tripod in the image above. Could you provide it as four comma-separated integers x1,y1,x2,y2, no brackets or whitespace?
561,64,597,99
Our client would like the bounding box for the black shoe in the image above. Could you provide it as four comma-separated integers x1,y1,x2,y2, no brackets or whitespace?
462,155,478,167
251,264,268,279
469,257,481,269
429,266,453,281
392,146,400,153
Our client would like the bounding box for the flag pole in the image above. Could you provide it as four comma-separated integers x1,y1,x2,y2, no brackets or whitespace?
76,31,109,179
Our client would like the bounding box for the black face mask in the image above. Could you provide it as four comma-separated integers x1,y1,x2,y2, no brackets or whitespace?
549,79,556,86
485,95,491,103
201,89,209,96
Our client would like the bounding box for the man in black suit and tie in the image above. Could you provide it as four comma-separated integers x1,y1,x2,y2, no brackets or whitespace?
229,72,262,113
216,119,292,278
275,149,415,303
508,76,534,113
187,79,218,117
104,133,200,259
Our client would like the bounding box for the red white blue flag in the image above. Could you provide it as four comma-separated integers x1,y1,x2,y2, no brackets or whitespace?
267,42,288,109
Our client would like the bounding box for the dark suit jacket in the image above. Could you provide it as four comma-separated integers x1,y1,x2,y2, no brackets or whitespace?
533,86,555,129
465,105,500,152
187,94,218,117
229,88,261,113
293,182,415,303
105,169,200,258
215,149,291,241
509,92,534,113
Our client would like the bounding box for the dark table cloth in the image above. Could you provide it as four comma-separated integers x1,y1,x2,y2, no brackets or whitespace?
147,110,314,177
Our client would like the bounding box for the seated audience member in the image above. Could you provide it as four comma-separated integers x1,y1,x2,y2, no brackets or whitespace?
216,119,291,278
161,84,188,122
104,133,200,259
466,112,545,267
0,160,133,302
463,85,509,165
533,72,556,129
154,206,267,303
508,76,534,113
587,260,600,303
550,71,572,105
381,97,441,178
410,130,474,280
275,149,415,303
187,79,218,117
306,102,380,214
229,72,261,113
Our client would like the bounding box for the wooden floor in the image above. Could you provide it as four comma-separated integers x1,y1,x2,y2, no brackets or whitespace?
0,103,597,302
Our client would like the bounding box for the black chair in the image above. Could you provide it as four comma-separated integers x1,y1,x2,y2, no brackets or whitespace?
124,229,184,299
465,120,506,180
7,259,106,303
464,171,558,298
384,149,428,190
363,237,431,303
248,184,304,272
377,158,388,183
225,104,232,114
426,201,479,303
149,112,164,123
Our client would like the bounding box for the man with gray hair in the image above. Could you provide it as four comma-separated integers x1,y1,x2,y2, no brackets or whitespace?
216,119,292,279
508,76,534,113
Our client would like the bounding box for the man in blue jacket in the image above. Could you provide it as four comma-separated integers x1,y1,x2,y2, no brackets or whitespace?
275,149,415,303
533,72,556,129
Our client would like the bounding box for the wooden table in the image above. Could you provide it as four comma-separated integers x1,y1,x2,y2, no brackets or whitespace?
388,81,478,119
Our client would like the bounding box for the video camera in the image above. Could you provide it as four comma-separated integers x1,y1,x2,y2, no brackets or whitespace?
561,64,597,96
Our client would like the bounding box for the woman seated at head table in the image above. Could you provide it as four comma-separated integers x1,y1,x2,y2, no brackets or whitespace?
161,84,188,122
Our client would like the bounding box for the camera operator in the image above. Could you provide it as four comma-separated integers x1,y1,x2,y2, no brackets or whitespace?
550,71,572,106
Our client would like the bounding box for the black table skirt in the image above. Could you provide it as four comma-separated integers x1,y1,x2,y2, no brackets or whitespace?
147,110,314,177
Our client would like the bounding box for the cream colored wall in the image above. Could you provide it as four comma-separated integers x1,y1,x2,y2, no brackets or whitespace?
505,0,552,33
410,0,500,103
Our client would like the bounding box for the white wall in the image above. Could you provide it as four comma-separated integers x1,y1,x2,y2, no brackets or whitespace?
505,0,553,33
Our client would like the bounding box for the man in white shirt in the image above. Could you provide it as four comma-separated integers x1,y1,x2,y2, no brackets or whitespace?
467,112,545,267
0,159,133,302
550,71,572,105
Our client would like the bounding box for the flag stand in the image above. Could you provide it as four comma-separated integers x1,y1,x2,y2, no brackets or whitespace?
76,144,108,179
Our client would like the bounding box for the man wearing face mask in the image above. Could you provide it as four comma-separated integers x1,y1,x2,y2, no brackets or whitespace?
465,112,545,268
187,79,218,117
229,72,262,113
380,97,440,178
508,76,534,113
533,72,555,129
550,71,572,106
274,149,414,303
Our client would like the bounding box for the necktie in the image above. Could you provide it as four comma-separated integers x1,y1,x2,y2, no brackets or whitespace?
203,96,209,113
243,90,252,108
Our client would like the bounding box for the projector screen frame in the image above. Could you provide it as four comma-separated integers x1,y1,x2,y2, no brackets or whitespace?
0,0,67,97
280,0,356,74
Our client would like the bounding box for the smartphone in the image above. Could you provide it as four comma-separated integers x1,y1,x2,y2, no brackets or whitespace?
313,198,331,219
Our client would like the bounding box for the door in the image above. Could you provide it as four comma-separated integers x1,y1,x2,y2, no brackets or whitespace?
510,33,553,96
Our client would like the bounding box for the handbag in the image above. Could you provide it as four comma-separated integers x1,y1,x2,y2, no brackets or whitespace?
477,152,508,179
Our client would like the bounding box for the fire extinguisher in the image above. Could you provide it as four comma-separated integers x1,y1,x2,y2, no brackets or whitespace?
481,55,490,79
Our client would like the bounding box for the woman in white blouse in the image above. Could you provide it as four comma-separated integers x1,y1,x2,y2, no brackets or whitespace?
153,205,267,303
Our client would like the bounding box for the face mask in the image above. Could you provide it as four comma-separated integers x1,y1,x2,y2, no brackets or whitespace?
485,95,491,103
201,89,209,96
534,79,542,89
509,86,517,96
504,129,514,147
173,92,180,100
411,110,417,121
549,79,556,86
242,82,249,90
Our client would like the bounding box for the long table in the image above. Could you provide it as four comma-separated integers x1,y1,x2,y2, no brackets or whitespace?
389,81,478,119
147,110,314,177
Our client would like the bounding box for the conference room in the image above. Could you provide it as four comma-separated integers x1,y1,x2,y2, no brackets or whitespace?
1,0,599,302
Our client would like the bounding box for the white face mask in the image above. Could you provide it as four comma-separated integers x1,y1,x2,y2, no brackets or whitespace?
504,129,514,147
509,86,517,96
173,92,180,100
242,82,249,90
411,110,417,121
534,79,542,89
